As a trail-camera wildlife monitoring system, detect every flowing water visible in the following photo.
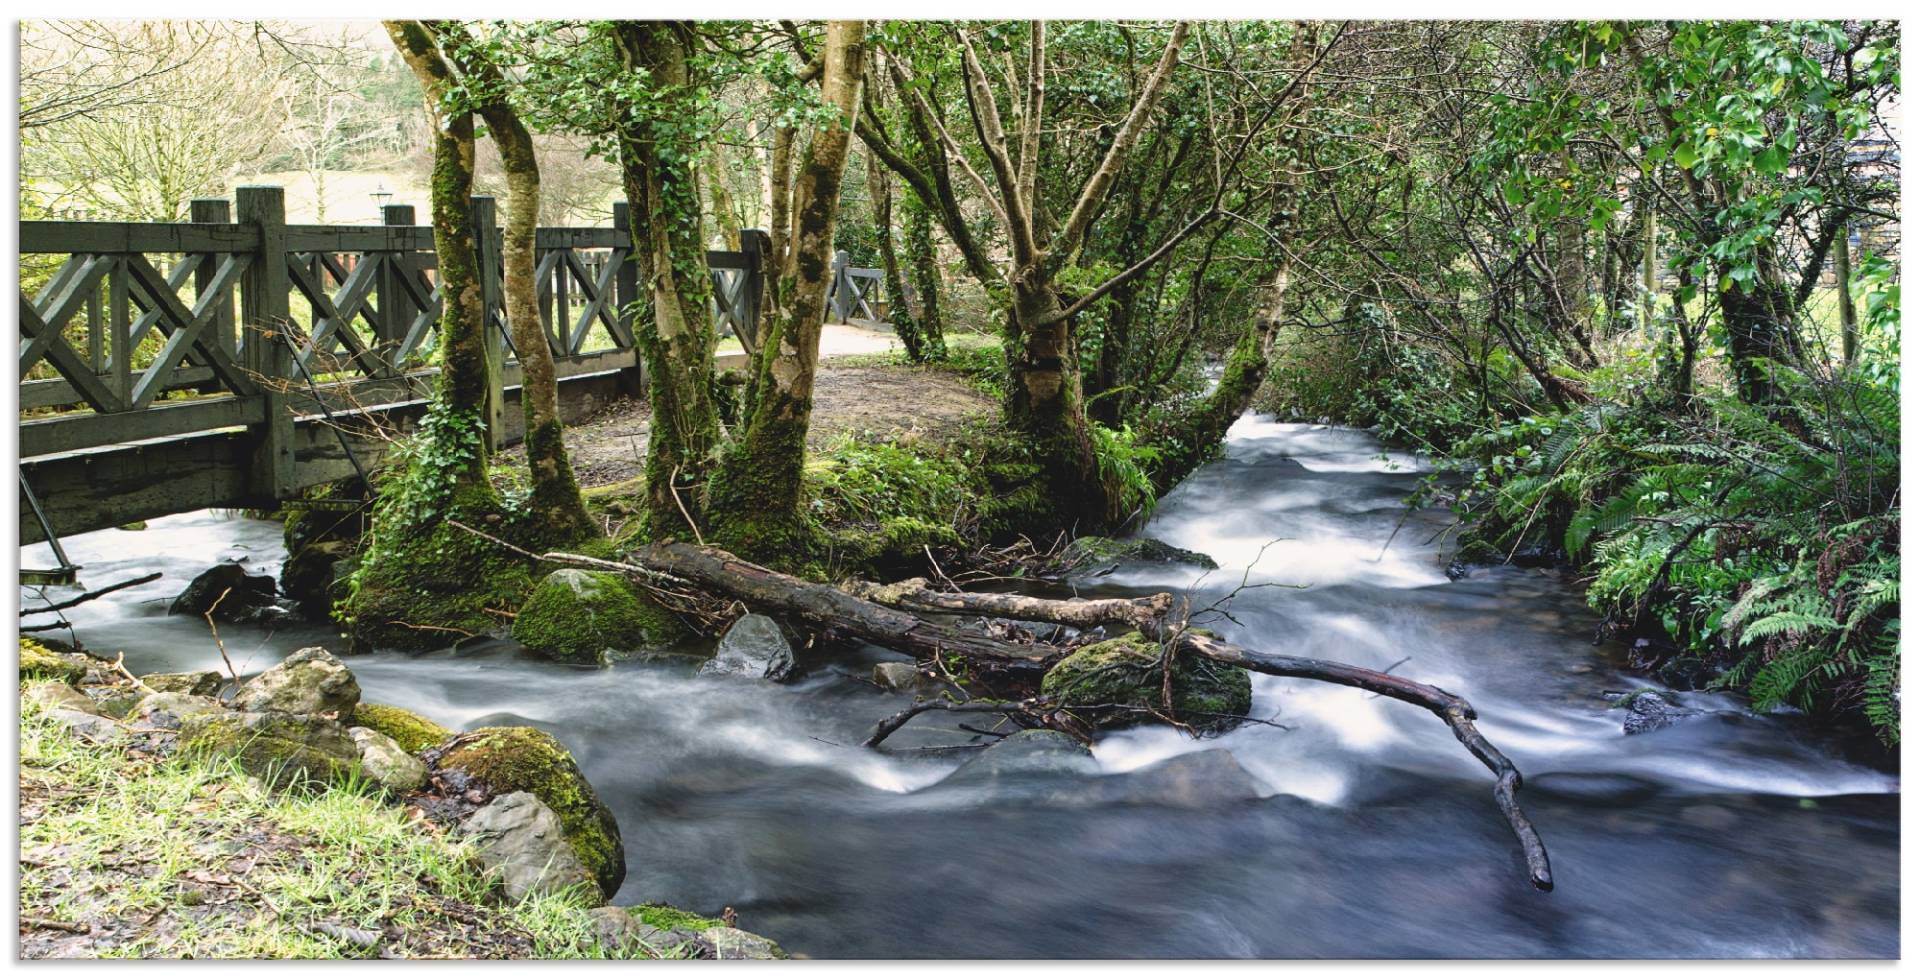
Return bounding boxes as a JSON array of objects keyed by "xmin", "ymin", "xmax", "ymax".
[{"xmin": 20, "ymin": 419, "xmax": 1899, "ymax": 958}]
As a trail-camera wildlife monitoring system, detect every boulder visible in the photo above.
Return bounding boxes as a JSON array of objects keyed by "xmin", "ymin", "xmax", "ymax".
[
  {"xmin": 81, "ymin": 684, "xmax": 143, "ymax": 719},
  {"xmin": 699, "ymin": 613, "xmax": 794, "ymax": 681},
  {"xmin": 19, "ymin": 639, "xmax": 88, "ymax": 685},
  {"xmin": 281, "ymin": 481, "xmax": 370, "ymax": 620},
  {"xmin": 435, "ymin": 726, "xmax": 625, "ymax": 898},
  {"xmin": 179, "ymin": 710, "xmax": 362, "ymax": 788},
  {"xmin": 232, "ymin": 647, "xmax": 360, "ymax": 717},
  {"xmin": 1056, "ymin": 535, "xmax": 1219, "ymax": 572},
  {"xmin": 512, "ymin": 568, "xmax": 687, "ymax": 663},
  {"xmin": 131, "ymin": 692, "xmax": 226, "ymax": 729},
  {"xmin": 140, "ymin": 670, "xmax": 224, "ymax": 697},
  {"xmin": 701, "ymin": 927, "xmax": 788, "ymax": 960},
  {"xmin": 1040, "ymin": 632, "xmax": 1251, "ymax": 733},
  {"xmin": 350, "ymin": 703, "xmax": 454, "ymax": 754},
  {"xmin": 350, "ymin": 727, "xmax": 428, "ymax": 794},
  {"xmin": 169, "ymin": 562, "xmax": 281, "ymax": 622},
  {"xmin": 280, "ymin": 539, "xmax": 357, "ymax": 621},
  {"xmin": 459, "ymin": 792, "xmax": 599, "ymax": 903}
]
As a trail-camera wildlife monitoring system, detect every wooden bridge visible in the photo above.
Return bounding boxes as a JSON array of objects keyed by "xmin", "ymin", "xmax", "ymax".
[{"xmin": 18, "ymin": 186, "xmax": 887, "ymax": 551}]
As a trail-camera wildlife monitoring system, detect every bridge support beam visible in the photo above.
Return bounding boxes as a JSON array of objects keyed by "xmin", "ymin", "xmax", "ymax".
[{"xmin": 237, "ymin": 186, "xmax": 295, "ymax": 507}]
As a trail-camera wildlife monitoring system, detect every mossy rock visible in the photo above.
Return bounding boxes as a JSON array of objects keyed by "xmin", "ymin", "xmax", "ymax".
[
  {"xmin": 344, "ymin": 495, "xmax": 540, "ymax": 651},
  {"xmin": 20, "ymin": 639, "xmax": 87, "ymax": 685},
  {"xmin": 436, "ymin": 726, "xmax": 625, "ymax": 898},
  {"xmin": 826, "ymin": 517, "xmax": 962, "ymax": 577},
  {"xmin": 351, "ymin": 702, "xmax": 454, "ymax": 754},
  {"xmin": 179, "ymin": 711, "xmax": 364, "ymax": 789},
  {"xmin": 1057, "ymin": 536, "xmax": 1219, "ymax": 571},
  {"xmin": 1040, "ymin": 632, "xmax": 1252, "ymax": 734},
  {"xmin": 511, "ymin": 568, "xmax": 687, "ymax": 662}
]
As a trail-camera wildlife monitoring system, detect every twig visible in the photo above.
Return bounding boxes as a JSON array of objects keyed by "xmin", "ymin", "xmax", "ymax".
[
  {"xmin": 19, "ymin": 572, "xmax": 162, "ymax": 616},
  {"xmin": 204, "ymin": 587, "xmax": 242, "ymax": 689},
  {"xmin": 109, "ymin": 652, "xmax": 158, "ymax": 697},
  {"xmin": 669, "ymin": 464, "xmax": 706, "ymax": 546},
  {"xmin": 20, "ymin": 917, "xmax": 90, "ymax": 934}
]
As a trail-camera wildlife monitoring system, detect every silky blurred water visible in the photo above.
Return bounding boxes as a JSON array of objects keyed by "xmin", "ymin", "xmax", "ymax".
[{"xmin": 21, "ymin": 418, "xmax": 1899, "ymax": 958}]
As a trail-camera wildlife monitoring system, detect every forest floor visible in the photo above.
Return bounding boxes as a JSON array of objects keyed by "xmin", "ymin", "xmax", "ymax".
[{"xmin": 509, "ymin": 345, "xmax": 999, "ymax": 489}]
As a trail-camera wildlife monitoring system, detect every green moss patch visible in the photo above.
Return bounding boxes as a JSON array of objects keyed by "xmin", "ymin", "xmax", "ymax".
[
  {"xmin": 351, "ymin": 703, "xmax": 455, "ymax": 755},
  {"xmin": 511, "ymin": 569, "xmax": 686, "ymax": 662},
  {"xmin": 20, "ymin": 639, "xmax": 88, "ymax": 685}
]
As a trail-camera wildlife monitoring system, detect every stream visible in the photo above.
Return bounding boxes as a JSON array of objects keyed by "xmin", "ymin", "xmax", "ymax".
[{"xmin": 20, "ymin": 418, "xmax": 1900, "ymax": 958}]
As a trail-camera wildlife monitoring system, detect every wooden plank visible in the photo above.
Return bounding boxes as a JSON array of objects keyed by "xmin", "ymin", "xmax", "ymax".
[
  {"xmin": 19, "ymin": 295, "xmax": 126, "ymax": 412},
  {"xmin": 21, "ymin": 395, "xmax": 263, "ymax": 459},
  {"xmin": 21, "ymin": 220, "xmax": 259, "ymax": 255},
  {"xmin": 21, "ymin": 366, "xmax": 215, "ymax": 411},
  {"xmin": 121, "ymin": 253, "xmax": 260, "ymax": 403},
  {"xmin": 238, "ymin": 186, "xmax": 296, "ymax": 502},
  {"xmin": 533, "ymin": 227, "xmax": 626, "ymax": 249},
  {"xmin": 284, "ymin": 225, "xmax": 434, "ymax": 252},
  {"xmin": 18, "ymin": 432, "xmax": 255, "ymax": 543}
]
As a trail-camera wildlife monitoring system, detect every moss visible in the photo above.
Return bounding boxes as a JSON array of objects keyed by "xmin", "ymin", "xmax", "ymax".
[
  {"xmin": 351, "ymin": 703, "xmax": 455, "ymax": 754},
  {"xmin": 437, "ymin": 727, "xmax": 625, "ymax": 898},
  {"xmin": 632, "ymin": 904, "xmax": 725, "ymax": 933},
  {"xmin": 178, "ymin": 712, "xmax": 364, "ymax": 790},
  {"xmin": 20, "ymin": 639, "xmax": 87, "ymax": 685},
  {"xmin": 511, "ymin": 569, "xmax": 687, "ymax": 662},
  {"xmin": 1041, "ymin": 632, "xmax": 1252, "ymax": 734},
  {"xmin": 704, "ymin": 414, "xmax": 818, "ymax": 567},
  {"xmin": 343, "ymin": 489, "xmax": 541, "ymax": 652}
]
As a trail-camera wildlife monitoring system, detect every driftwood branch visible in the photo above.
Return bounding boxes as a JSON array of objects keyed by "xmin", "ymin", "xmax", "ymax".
[
  {"xmin": 862, "ymin": 698, "xmax": 1046, "ymax": 748},
  {"xmin": 845, "ymin": 578, "xmax": 1172, "ymax": 632},
  {"xmin": 19, "ymin": 572, "xmax": 162, "ymax": 616}
]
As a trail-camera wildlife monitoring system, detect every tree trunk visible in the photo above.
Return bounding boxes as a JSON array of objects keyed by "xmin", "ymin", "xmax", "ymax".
[
  {"xmin": 1005, "ymin": 275, "xmax": 1109, "ymax": 527},
  {"xmin": 612, "ymin": 22, "xmax": 722, "ymax": 540},
  {"xmin": 866, "ymin": 148, "xmax": 933, "ymax": 361},
  {"xmin": 438, "ymin": 23, "xmax": 596, "ymax": 545},
  {"xmin": 706, "ymin": 20, "xmax": 866, "ymax": 561},
  {"xmin": 1834, "ymin": 225, "xmax": 1858, "ymax": 367},
  {"xmin": 1151, "ymin": 257, "xmax": 1294, "ymax": 492},
  {"xmin": 901, "ymin": 189, "xmax": 946, "ymax": 357},
  {"xmin": 1719, "ymin": 275, "xmax": 1796, "ymax": 405},
  {"xmin": 385, "ymin": 20, "xmax": 489, "ymax": 493}
]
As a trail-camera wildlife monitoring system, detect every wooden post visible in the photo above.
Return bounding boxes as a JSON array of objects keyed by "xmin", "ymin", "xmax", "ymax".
[
  {"xmin": 190, "ymin": 198, "xmax": 235, "ymax": 393},
  {"xmin": 470, "ymin": 196, "xmax": 507, "ymax": 452},
  {"xmin": 378, "ymin": 203, "xmax": 416, "ymax": 372},
  {"xmin": 237, "ymin": 186, "xmax": 294, "ymax": 505},
  {"xmin": 612, "ymin": 201, "xmax": 644, "ymax": 398},
  {"xmin": 739, "ymin": 227, "xmax": 771, "ymax": 354},
  {"xmin": 1835, "ymin": 223, "xmax": 1858, "ymax": 367}
]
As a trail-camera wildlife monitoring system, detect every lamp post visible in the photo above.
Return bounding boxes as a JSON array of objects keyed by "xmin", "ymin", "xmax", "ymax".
[{"xmin": 370, "ymin": 183, "xmax": 393, "ymax": 222}]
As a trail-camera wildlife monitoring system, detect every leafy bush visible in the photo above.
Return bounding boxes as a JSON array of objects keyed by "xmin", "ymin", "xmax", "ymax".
[{"xmin": 1452, "ymin": 371, "xmax": 1900, "ymax": 742}]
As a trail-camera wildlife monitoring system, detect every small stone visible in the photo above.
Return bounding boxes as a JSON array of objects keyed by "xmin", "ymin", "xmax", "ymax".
[
  {"xmin": 700, "ymin": 927, "xmax": 788, "ymax": 960},
  {"xmin": 872, "ymin": 661, "xmax": 928, "ymax": 692},
  {"xmin": 23, "ymin": 682, "xmax": 107, "ymax": 717},
  {"xmin": 140, "ymin": 671, "xmax": 224, "ymax": 697},
  {"xmin": 459, "ymin": 792, "xmax": 599, "ymax": 903},
  {"xmin": 131, "ymin": 692, "xmax": 225, "ymax": 729},
  {"xmin": 44, "ymin": 707, "xmax": 128, "ymax": 745},
  {"xmin": 699, "ymin": 613, "xmax": 794, "ymax": 681},
  {"xmin": 349, "ymin": 727, "xmax": 428, "ymax": 794},
  {"xmin": 232, "ymin": 647, "xmax": 360, "ymax": 716}
]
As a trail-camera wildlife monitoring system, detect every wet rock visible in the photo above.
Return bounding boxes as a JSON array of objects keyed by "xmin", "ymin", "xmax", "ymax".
[
  {"xmin": 281, "ymin": 481, "xmax": 370, "ymax": 620},
  {"xmin": 1444, "ymin": 560, "xmax": 1474, "ymax": 581},
  {"xmin": 131, "ymin": 692, "xmax": 225, "ymax": 729},
  {"xmin": 1057, "ymin": 535, "xmax": 1219, "ymax": 572},
  {"xmin": 1617, "ymin": 690, "xmax": 1708, "ymax": 735},
  {"xmin": 82, "ymin": 684, "xmax": 143, "ymax": 719},
  {"xmin": 1040, "ymin": 631, "xmax": 1251, "ymax": 733},
  {"xmin": 459, "ymin": 792, "xmax": 599, "ymax": 903},
  {"xmin": 350, "ymin": 703, "xmax": 454, "ymax": 754},
  {"xmin": 169, "ymin": 562, "xmax": 282, "ymax": 622},
  {"xmin": 1528, "ymin": 771, "xmax": 1665, "ymax": 805},
  {"xmin": 179, "ymin": 710, "xmax": 362, "ymax": 788},
  {"xmin": 699, "ymin": 613, "xmax": 794, "ymax": 681},
  {"xmin": 139, "ymin": 670, "xmax": 224, "ymax": 697},
  {"xmin": 435, "ymin": 726, "xmax": 625, "ymax": 897},
  {"xmin": 945, "ymin": 729, "xmax": 1097, "ymax": 783},
  {"xmin": 701, "ymin": 927, "xmax": 788, "ymax": 960},
  {"xmin": 512, "ymin": 568, "xmax": 686, "ymax": 664},
  {"xmin": 1085, "ymin": 749, "xmax": 1271, "ymax": 808},
  {"xmin": 232, "ymin": 646, "xmax": 360, "ymax": 717},
  {"xmin": 872, "ymin": 661, "xmax": 931, "ymax": 692},
  {"xmin": 351, "ymin": 726, "xmax": 428, "ymax": 793},
  {"xmin": 281, "ymin": 540, "xmax": 356, "ymax": 621}
]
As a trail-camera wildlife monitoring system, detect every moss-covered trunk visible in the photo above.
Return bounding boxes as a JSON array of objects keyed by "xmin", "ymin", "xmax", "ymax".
[
  {"xmin": 439, "ymin": 24, "xmax": 596, "ymax": 546},
  {"xmin": 1005, "ymin": 276, "xmax": 1111, "ymax": 528},
  {"xmin": 865, "ymin": 149, "xmax": 936, "ymax": 362},
  {"xmin": 1151, "ymin": 260, "xmax": 1293, "ymax": 492},
  {"xmin": 1719, "ymin": 275, "xmax": 1797, "ymax": 406},
  {"xmin": 707, "ymin": 20, "xmax": 867, "ymax": 562},
  {"xmin": 612, "ymin": 22, "xmax": 721, "ymax": 541}
]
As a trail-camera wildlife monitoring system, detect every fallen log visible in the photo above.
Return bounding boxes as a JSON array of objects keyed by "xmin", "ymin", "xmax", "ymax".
[{"xmin": 457, "ymin": 531, "xmax": 1553, "ymax": 891}]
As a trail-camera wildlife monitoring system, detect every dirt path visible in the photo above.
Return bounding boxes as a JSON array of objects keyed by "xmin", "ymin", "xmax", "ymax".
[{"xmin": 509, "ymin": 357, "xmax": 996, "ymax": 489}]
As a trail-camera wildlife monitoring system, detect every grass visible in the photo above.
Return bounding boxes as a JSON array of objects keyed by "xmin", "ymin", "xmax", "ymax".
[{"xmin": 17, "ymin": 683, "xmax": 674, "ymax": 960}]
